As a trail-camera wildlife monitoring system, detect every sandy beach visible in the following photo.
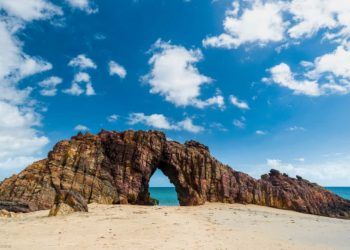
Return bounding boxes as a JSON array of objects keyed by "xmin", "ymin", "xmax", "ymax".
[{"xmin": 0, "ymin": 203, "xmax": 349, "ymax": 250}]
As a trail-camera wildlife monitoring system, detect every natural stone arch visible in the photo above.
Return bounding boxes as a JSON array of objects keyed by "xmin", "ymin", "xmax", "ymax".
[
  {"xmin": 0, "ymin": 130, "xmax": 349, "ymax": 219},
  {"xmin": 156, "ymin": 158, "xmax": 202, "ymax": 206}
]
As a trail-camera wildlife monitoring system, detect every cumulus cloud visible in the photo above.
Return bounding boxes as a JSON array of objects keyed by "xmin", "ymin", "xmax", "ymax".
[
  {"xmin": 0, "ymin": 102, "xmax": 49, "ymax": 166},
  {"xmin": 128, "ymin": 113, "xmax": 178, "ymax": 130},
  {"xmin": 66, "ymin": 55, "xmax": 97, "ymax": 96},
  {"xmin": 177, "ymin": 118, "xmax": 204, "ymax": 133},
  {"xmin": 256, "ymin": 130, "xmax": 267, "ymax": 135},
  {"xmin": 233, "ymin": 117, "xmax": 246, "ymax": 129},
  {"xmin": 142, "ymin": 39, "xmax": 223, "ymax": 109},
  {"xmin": 194, "ymin": 95, "xmax": 225, "ymax": 109},
  {"xmin": 311, "ymin": 44, "xmax": 350, "ymax": 81},
  {"xmin": 109, "ymin": 61, "xmax": 127, "ymax": 79},
  {"xmin": 38, "ymin": 76, "xmax": 62, "ymax": 96},
  {"xmin": 85, "ymin": 82, "xmax": 95, "ymax": 96},
  {"xmin": 230, "ymin": 95, "xmax": 250, "ymax": 110},
  {"xmin": 64, "ymin": 72, "xmax": 96, "ymax": 96},
  {"xmin": 204, "ymin": 0, "xmax": 350, "ymax": 49},
  {"xmin": 0, "ymin": 0, "xmax": 62, "ymax": 21},
  {"xmin": 203, "ymin": 1, "xmax": 287, "ymax": 49},
  {"xmin": 128, "ymin": 113, "xmax": 204, "ymax": 133},
  {"xmin": 287, "ymin": 0, "xmax": 350, "ymax": 40},
  {"xmin": 68, "ymin": 54, "xmax": 97, "ymax": 70},
  {"xmin": 261, "ymin": 158, "xmax": 350, "ymax": 186},
  {"xmin": 206, "ymin": 0, "xmax": 350, "ymax": 97},
  {"xmin": 63, "ymin": 82, "xmax": 83, "ymax": 96},
  {"xmin": 265, "ymin": 43, "xmax": 350, "ymax": 96},
  {"xmin": 66, "ymin": 0, "xmax": 98, "ymax": 14},
  {"xmin": 0, "ymin": 101, "xmax": 49, "ymax": 170},
  {"xmin": 264, "ymin": 63, "xmax": 321, "ymax": 96},
  {"xmin": 107, "ymin": 114, "xmax": 119, "ymax": 123},
  {"xmin": 210, "ymin": 122, "xmax": 228, "ymax": 132},
  {"xmin": 0, "ymin": 22, "xmax": 52, "ymax": 88},
  {"xmin": 0, "ymin": 0, "xmax": 60, "ymax": 170},
  {"xmin": 74, "ymin": 72, "xmax": 90, "ymax": 82},
  {"xmin": 74, "ymin": 124, "xmax": 89, "ymax": 131}
]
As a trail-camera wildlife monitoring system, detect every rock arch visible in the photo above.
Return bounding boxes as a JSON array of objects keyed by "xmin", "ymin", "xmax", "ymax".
[{"xmin": 0, "ymin": 130, "xmax": 349, "ymax": 219}]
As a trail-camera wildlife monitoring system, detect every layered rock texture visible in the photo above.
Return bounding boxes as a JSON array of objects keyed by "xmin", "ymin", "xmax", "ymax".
[
  {"xmin": 0, "ymin": 130, "xmax": 349, "ymax": 219},
  {"xmin": 49, "ymin": 190, "xmax": 88, "ymax": 216}
]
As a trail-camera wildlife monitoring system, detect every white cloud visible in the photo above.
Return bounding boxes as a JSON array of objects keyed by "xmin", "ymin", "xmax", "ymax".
[
  {"xmin": 0, "ymin": 1, "xmax": 57, "ymax": 170},
  {"xmin": 210, "ymin": 122, "xmax": 228, "ymax": 132},
  {"xmin": 68, "ymin": 54, "xmax": 97, "ymax": 70},
  {"xmin": 128, "ymin": 113, "xmax": 204, "ymax": 133},
  {"xmin": 286, "ymin": 126, "xmax": 306, "ymax": 132},
  {"xmin": 264, "ymin": 63, "xmax": 321, "ymax": 96},
  {"xmin": 0, "ymin": 156, "xmax": 41, "ymax": 170},
  {"xmin": 204, "ymin": 0, "xmax": 350, "ymax": 49},
  {"xmin": 19, "ymin": 57, "xmax": 52, "ymax": 79},
  {"xmin": 85, "ymin": 82, "xmax": 96, "ymax": 96},
  {"xmin": 0, "ymin": 22, "xmax": 52, "ymax": 89},
  {"xmin": 38, "ymin": 76, "xmax": 62, "ymax": 96},
  {"xmin": 63, "ymin": 82, "xmax": 84, "ymax": 96},
  {"xmin": 63, "ymin": 72, "xmax": 95, "ymax": 96},
  {"xmin": 74, "ymin": 72, "xmax": 90, "ymax": 82},
  {"xmin": 256, "ymin": 130, "xmax": 267, "ymax": 135},
  {"xmin": 109, "ymin": 61, "xmax": 127, "ymax": 79},
  {"xmin": 287, "ymin": 0, "xmax": 350, "ymax": 41},
  {"xmin": 0, "ymin": 101, "xmax": 49, "ymax": 170},
  {"xmin": 229, "ymin": 95, "xmax": 250, "ymax": 110},
  {"xmin": 233, "ymin": 118, "xmax": 245, "ymax": 129},
  {"xmin": 311, "ymin": 44, "xmax": 350, "ymax": 80},
  {"xmin": 74, "ymin": 124, "xmax": 89, "ymax": 131},
  {"xmin": 40, "ymin": 89, "xmax": 56, "ymax": 97},
  {"xmin": 107, "ymin": 114, "xmax": 119, "ymax": 122},
  {"xmin": 143, "ymin": 39, "xmax": 221, "ymax": 109},
  {"xmin": 0, "ymin": 0, "xmax": 62, "ymax": 21},
  {"xmin": 266, "ymin": 43, "xmax": 350, "ymax": 96},
  {"xmin": 207, "ymin": 1, "xmax": 350, "ymax": 97},
  {"xmin": 128, "ymin": 113, "xmax": 178, "ymax": 130},
  {"xmin": 193, "ymin": 94, "xmax": 225, "ymax": 109},
  {"xmin": 66, "ymin": 0, "xmax": 97, "ymax": 14},
  {"xmin": 66, "ymin": 56, "xmax": 97, "ymax": 96},
  {"xmin": 177, "ymin": 118, "xmax": 204, "ymax": 133},
  {"xmin": 262, "ymin": 158, "xmax": 350, "ymax": 186},
  {"xmin": 203, "ymin": 1, "xmax": 287, "ymax": 48}
]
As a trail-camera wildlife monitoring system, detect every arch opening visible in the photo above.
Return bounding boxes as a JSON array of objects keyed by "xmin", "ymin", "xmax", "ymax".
[{"xmin": 149, "ymin": 169, "xmax": 179, "ymax": 206}]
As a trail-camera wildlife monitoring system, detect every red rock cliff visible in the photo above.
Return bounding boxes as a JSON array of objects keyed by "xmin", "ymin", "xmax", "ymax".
[{"xmin": 0, "ymin": 130, "xmax": 349, "ymax": 218}]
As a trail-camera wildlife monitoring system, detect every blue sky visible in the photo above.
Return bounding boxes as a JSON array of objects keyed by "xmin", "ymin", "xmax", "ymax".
[{"xmin": 1, "ymin": 0, "xmax": 350, "ymax": 186}]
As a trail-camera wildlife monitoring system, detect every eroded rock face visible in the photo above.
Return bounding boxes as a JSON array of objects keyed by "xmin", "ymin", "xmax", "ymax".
[
  {"xmin": 0, "ymin": 130, "xmax": 349, "ymax": 219},
  {"xmin": 0, "ymin": 201, "xmax": 33, "ymax": 213},
  {"xmin": 49, "ymin": 190, "xmax": 88, "ymax": 216},
  {"xmin": 0, "ymin": 209, "xmax": 17, "ymax": 218}
]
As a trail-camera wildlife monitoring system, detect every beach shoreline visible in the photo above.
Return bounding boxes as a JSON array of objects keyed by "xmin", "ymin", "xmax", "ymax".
[{"xmin": 1, "ymin": 203, "xmax": 349, "ymax": 250}]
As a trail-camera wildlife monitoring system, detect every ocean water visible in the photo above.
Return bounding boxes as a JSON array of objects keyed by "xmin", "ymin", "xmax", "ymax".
[
  {"xmin": 149, "ymin": 187, "xmax": 179, "ymax": 206},
  {"xmin": 150, "ymin": 187, "xmax": 350, "ymax": 206},
  {"xmin": 325, "ymin": 187, "xmax": 350, "ymax": 201}
]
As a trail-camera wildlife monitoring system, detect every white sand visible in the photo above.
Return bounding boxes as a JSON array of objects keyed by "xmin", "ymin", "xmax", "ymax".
[{"xmin": 1, "ymin": 203, "xmax": 349, "ymax": 250}]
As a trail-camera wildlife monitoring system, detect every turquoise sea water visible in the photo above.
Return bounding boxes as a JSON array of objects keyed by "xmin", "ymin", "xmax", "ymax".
[
  {"xmin": 150, "ymin": 187, "xmax": 350, "ymax": 206},
  {"xmin": 325, "ymin": 187, "xmax": 350, "ymax": 200},
  {"xmin": 149, "ymin": 187, "xmax": 179, "ymax": 206}
]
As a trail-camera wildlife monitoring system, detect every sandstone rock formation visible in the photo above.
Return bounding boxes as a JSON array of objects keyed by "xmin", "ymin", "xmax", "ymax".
[
  {"xmin": 0, "ymin": 201, "xmax": 32, "ymax": 213},
  {"xmin": 0, "ymin": 209, "xmax": 17, "ymax": 218},
  {"xmin": 0, "ymin": 130, "xmax": 349, "ymax": 219},
  {"xmin": 49, "ymin": 190, "xmax": 88, "ymax": 216}
]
